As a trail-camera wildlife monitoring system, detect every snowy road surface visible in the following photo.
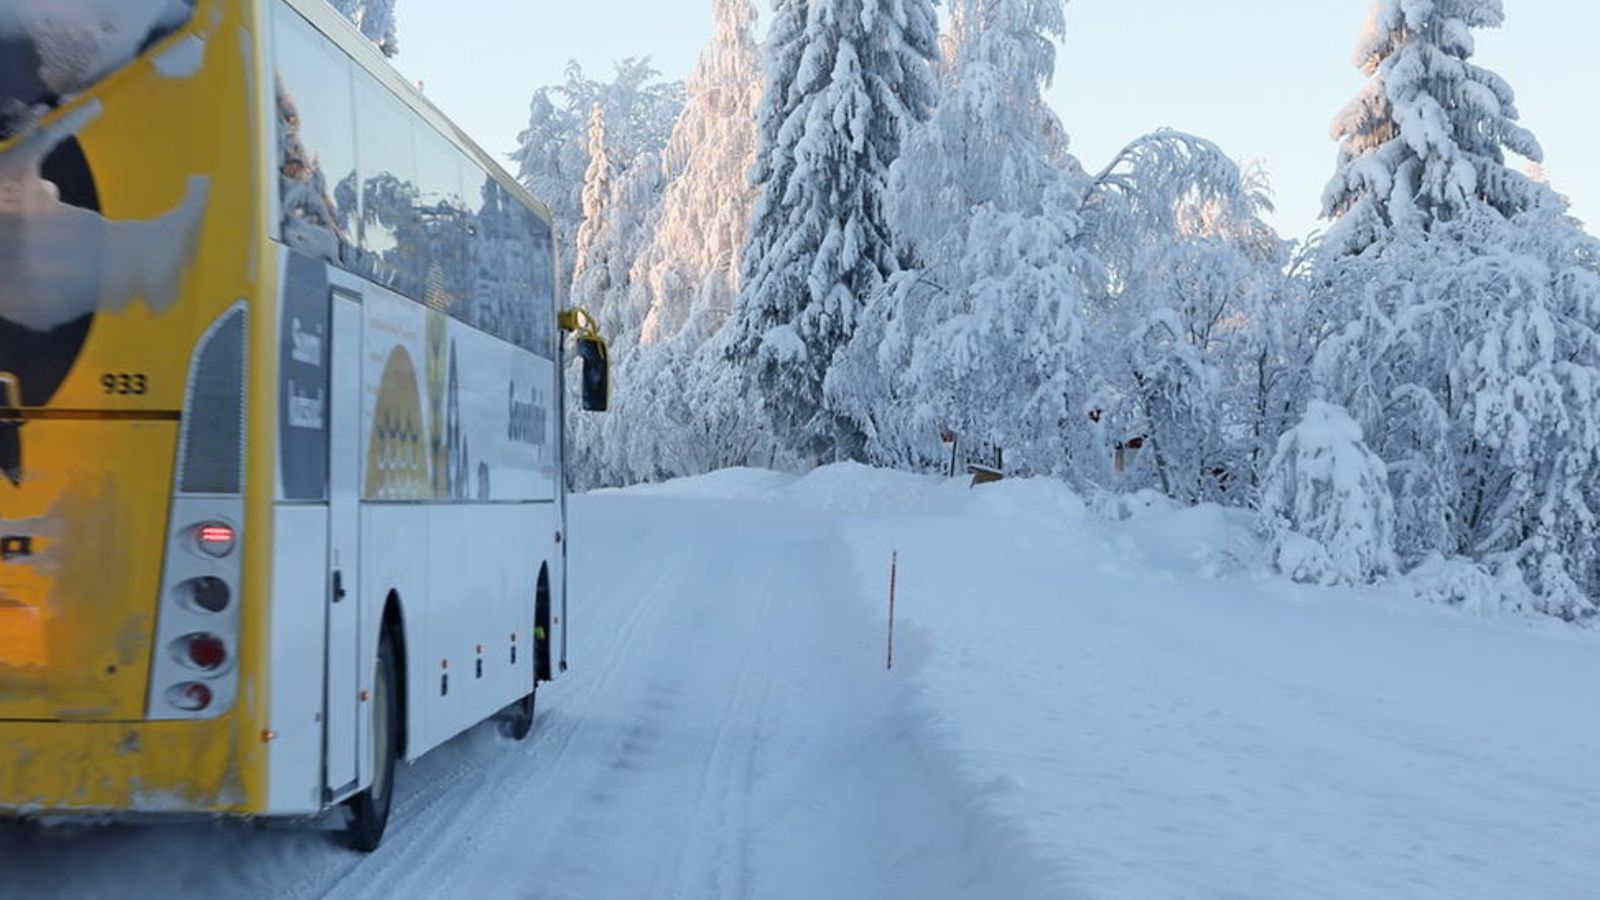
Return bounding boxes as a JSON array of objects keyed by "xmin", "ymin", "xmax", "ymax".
[
  {"xmin": 0, "ymin": 485, "xmax": 1058, "ymax": 900},
  {"xmin": 3, "ymin": 465, "xmax": 1598, "ymax": 899}
]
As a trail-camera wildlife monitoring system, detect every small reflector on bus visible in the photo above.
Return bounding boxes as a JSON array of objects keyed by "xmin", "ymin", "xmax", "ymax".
[
  {"xmin": 195, "ymin": 522, "xmax": 237, "ymax": 558},
  {"xmin": 167, "ymin": 682, "xmax": 213, "ymax": 712}
]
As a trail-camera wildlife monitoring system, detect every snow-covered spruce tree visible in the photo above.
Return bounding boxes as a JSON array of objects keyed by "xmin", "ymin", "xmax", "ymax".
[
  {"xmin": 571, "ymin": 104, "xmax": 614, "ymax": 307},
  {"xmin": 606, "ymin": 0, "xmax": 769, "ymax": 482},
  {"xmin": 635, "ymin": 0, "xmax": 762, "ymax": 348},
  {"xmin": 1322, "ymin": 0, "xmax": 1543, "ymax": 256},
  {"xmin": 327, "ymin": 0, "xmax": 397, "ymax": 56},
  {"xmin": 829, "ymin": 0, "xmax": 1101, "ymax": 477},
  {"xmin": 1260, "ymin": 401, "xmax": 1398, "ymax": 586},
  {"xmin": 567, "ymin": 99, "xmax": 671, "ymax": 372},
  {"xmin": 1314, "ymin": 0, "xmax": 1600, "ymax": 620},
  {"xmin": 565, "ymin": 106, "xmax": 676, "ymax": 488},
  {"xmin": 729, "ymin": 0, "xmax": 940, "ymax": 462},
  {"xmin": 563, "ymin": 105, "xmax": 618, "ymax": 486}
]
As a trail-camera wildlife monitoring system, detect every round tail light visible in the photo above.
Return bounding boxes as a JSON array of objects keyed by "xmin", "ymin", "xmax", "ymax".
[
  {"xmin": 175, "ymin": 633, "xmax": 229, "ymax": 672},
  {"xmin": 181, "ymin": 576, "xmax": 231, "ymax": 613},
  {"xmin": 167, "ymin": 682, "xmax": 213, "ymax": 712}
]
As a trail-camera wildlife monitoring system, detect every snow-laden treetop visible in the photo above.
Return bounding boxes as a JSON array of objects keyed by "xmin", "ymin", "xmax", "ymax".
[{"xmin": 1322, "ymin": 0, "xmax": 1548, "ymax": 253}]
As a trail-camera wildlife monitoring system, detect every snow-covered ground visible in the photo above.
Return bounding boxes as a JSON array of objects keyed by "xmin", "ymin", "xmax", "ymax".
[
  {"xmin": 3, "ymin": 464, "xmax": 1596, "ymax": 898},
  {"xmin": 628, "ymin": 464, "xmax": 1600, "ymax": 898}
]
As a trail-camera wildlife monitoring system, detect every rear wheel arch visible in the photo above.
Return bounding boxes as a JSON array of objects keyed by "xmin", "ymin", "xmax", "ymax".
[
  {"xmin": 381, "ymin": 590, "xmax": 409, "ymax": 759},
  {"xmin": 535, "ymin": 565, "xmax": 552, "ymax": 683}
]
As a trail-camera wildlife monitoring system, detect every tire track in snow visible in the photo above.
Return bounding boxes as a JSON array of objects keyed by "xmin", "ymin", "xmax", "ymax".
[
  {"xmin": 309, "ymin": 515, "xmax": 703, "ymax": 900},
  {"xmin": 658, "ymin": 547, "xmax": 788, "ymax": 900}
]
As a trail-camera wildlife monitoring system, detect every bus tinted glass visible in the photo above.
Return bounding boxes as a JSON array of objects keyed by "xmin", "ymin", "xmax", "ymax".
[
  {"xmin": 414, "ymin": 129, "xmax": 471, "ymax": 310},
  {"xmin": 273, "ymin": 4, "xmax": 359, "ymax": 266},
  {"xmin": 0, "ymin": 1, "xmax": 197, "ymax": 139},
  {"xmin": 354, "ymin": 76, "xmax": 421, "ymax": 298},
  {"xmin": 270, "ymin": 0, "xmax": 554, "ymax": 359}
]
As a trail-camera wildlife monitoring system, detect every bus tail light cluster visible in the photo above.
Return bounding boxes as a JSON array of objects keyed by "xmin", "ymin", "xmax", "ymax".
[{"xmin": 148, "ymin": 305, "xmax": 247, "ymax": 721}]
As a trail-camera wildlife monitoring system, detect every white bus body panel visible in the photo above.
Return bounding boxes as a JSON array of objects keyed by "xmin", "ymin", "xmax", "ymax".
[{"xmin": 266, "ymin": 504, "xmax": 330, "ymax": 814}]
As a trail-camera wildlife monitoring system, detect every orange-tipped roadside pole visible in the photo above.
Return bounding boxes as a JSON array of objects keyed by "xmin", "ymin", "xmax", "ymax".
[{"xmin": 887, "ymin": 551, "xmax": 898, "ymax": 670}]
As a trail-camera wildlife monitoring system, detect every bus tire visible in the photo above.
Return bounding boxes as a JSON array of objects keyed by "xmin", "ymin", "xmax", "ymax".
[
  {"xmin": 345, "ymin": 630, "xmax": 399, "ymax": 852},
  {"xmin": 501, "ymin": 687, "xmax": 536, "ymax": 742}
]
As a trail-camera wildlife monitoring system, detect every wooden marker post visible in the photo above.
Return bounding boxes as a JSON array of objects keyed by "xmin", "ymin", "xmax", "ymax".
[{"xmin": 887, "ymin": 551, "xmax": 898, "ymax": 670}]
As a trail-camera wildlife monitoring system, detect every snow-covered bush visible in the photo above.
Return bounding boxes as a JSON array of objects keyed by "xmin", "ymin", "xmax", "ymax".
[
  {"xmin": 1405, "ymin": 553, "xmax": 1532, "ymax": 616},
  {"xmin": 1260, "ymin": 401, "xmax": 1397, "ymax": 585}
]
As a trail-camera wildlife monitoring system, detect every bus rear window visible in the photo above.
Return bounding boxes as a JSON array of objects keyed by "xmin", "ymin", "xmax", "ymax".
[{"xmin": 0, "ymin": 0, "xmax": 197, "ymax": 139}]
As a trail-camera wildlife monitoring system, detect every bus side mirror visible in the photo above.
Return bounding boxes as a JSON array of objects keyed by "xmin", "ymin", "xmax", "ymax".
[{"xmin": 575, "ymin": 336, "xmax": 609, "ymax": 412}]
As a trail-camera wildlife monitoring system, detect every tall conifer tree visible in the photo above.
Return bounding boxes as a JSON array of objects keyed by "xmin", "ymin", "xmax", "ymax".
[
  {"xmin": 1315, "ymin": 0, "xmax": 1600, "ymax": 617},
  {"xmin": 1322, "ymin": 0, "xmax": 1544, "ymax": 254},
  {"xmin": 731, "ymin": 0, "xmax": 940, "ymax": 459}
]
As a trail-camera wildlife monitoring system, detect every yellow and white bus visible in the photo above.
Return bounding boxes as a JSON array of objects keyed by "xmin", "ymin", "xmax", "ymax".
[{"xmin": 0, "ymin": 0, "xmax": 607, "ymax": 849}]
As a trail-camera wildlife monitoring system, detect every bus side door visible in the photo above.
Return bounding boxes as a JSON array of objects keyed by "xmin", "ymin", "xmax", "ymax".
[{"xmin": 325, "ymin": 288, "xmax": 363, "ymax": 797}]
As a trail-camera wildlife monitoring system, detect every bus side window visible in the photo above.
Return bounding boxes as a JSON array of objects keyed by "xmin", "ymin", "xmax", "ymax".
[
  {"xmin": 459, "ymin": 159, "xmax": 491, "ymax": 335},
  {"xmin": 354, "ymin": 77, "xmax": 421, "ymax": 298},
  {"xmin": 527, "ymin": 211, "xmax": 557, "ymax": 359},
  {"xmin": 414, "ymin": 130, "xmax": 471, "ymax": 313},
  {"xmin": 273, "ymin": 4, "xmax": 358, "ymax": 266}
]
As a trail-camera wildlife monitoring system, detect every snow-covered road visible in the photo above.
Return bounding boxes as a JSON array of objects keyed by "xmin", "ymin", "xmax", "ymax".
[{"xmin": 0, "ymin": 490, "xmax": 1061, "ymax": 900}]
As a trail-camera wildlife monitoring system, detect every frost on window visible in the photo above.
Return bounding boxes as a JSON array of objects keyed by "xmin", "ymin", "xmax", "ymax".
[{"xmin": 0, "ymin": 0, "xmax": 197, "ymax": 139}]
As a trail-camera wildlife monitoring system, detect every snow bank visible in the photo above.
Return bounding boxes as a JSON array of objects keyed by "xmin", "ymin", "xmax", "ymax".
[
  {"xmin": 599, "ymin": 466, "xmax": 797, "ymax": 502},
  {"xmin": 608, "ymin": 462, "xmax": 961, "ymax": 514},
  {"xmin": 616, "ymin": 463, "xmax": 1600, "ymax": 899}
]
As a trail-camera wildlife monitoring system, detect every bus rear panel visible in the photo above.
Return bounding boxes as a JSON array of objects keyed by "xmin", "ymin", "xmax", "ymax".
[{"xmin": 0, "ymin": 0, "xmax": 269, "ymax": 813}]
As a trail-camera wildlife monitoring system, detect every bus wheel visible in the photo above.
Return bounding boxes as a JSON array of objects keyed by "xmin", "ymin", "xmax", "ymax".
[
  {"xmin": 501, "ymin": 687, "xmax": 536, "ymax": 742},
  {"xmin": 345, "ymin": 630, "xmax": 399, "ymax": 852}
]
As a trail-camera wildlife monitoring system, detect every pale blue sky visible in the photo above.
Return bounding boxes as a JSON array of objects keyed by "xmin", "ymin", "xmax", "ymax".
[{"xmin": 394, "ymin": 1, "xmax": 1597, "ymax": 238}]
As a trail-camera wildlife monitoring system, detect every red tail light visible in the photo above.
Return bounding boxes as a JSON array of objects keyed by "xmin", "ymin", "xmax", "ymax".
[
  {"xmin": 195, "ymin": 522, "xmax": 237, "ymax": 558},
  {"xmin": 176, "ymin": 633, "xmax": 228, "ymax": 672},
  {"xmin": 167, "ymin": 682, "xmax": 213, "ymax": 712}
]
